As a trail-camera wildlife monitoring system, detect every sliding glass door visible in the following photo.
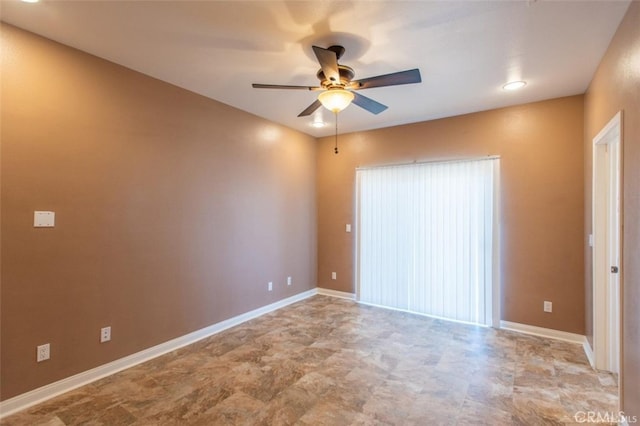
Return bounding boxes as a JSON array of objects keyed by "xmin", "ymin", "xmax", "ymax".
[{"xmin": 356, "ymin": 158, "xmax": 499, "ymax": 326}]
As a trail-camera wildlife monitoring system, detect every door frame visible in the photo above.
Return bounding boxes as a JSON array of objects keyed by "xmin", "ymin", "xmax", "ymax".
[{"xmin": 592, "ymin": 111, "xmax": 622, "ymax": 373}]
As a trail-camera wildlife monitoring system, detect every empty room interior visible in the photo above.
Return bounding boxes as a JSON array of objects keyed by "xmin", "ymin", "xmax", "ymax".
[{"xmin": 1, "ymin": 1, "xmax": 639, "ymax": 424}]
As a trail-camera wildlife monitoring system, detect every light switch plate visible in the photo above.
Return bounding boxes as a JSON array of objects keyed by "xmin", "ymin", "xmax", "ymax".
[
  {"xmin": 34, "ymin": 211, "xmax": 55, "ymax": 227},
  {"xmin": 346, "ymin": 224, "xmax": 351, "ymax": 233}
]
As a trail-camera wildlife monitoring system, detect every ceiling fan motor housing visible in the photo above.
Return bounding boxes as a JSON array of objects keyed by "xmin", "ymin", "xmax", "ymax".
[{"xmin": 317, "ymin": 65, "xmax": 355, "ymax": 89}]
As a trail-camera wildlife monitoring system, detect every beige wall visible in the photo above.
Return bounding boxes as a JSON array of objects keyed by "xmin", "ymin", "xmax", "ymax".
[
  {"xmin": 317, "ymin": 96, "xmax": 585, "ymax": 334},
  {"xmin": 584, "ymin": 1, "xmax": 639, "ymax": 417},
  {"xmin": 0, "ymin": 24, "xmax": 317, "ymax": 400}
]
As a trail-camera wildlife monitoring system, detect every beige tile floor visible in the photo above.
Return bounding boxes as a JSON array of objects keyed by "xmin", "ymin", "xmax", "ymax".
[{"xmin": 2, "ymin": 295, "xmax": 618, "ymax": 425}]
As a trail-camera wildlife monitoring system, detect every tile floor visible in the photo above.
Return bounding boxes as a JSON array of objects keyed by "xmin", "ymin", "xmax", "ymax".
[{"xmin": 1, "ymin": 295, "xmax": 618, "ymax": 425}]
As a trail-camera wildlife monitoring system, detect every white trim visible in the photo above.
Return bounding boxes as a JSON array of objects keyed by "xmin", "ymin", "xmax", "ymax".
[
  {"xmin": 0, "ymin": 289, "xmax": 316, "ymax": 419},
  {"xmin": 500, "ymin": 321, "xmax": 586, "ymax": 345},
  {"xmin": 593, "ymin": 111, "xmax": 622, "ymax": 143},
  {"xmin": 583, "ymin": 339, "xmax": 596, "ymax": 368},
  {"xmin": 316, "ymin": 287, "xmax": 356, "ymax": 300}
]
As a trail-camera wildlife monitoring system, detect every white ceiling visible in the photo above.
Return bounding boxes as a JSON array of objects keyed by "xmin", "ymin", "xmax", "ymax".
[{"xmin": 0, "ymin": 0, "xmax": 630, "ymax": 137}]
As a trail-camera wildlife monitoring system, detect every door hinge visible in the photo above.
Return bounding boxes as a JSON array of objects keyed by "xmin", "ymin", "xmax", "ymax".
[{"xmin": 611, "ymin": 266, "xmax": 619, "ymax": 273}]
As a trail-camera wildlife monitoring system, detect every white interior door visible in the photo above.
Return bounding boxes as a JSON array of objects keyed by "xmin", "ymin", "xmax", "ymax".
[{"xmin": 592, "ymin": 111, "xmax": 621, "ymax": 374}]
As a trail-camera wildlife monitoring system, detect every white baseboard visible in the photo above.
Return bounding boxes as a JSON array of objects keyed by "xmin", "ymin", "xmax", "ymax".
[
  {"xmin": 583, "ymin": 338, "xmax": 595, "ymax": 368},
  {"xmin": 0, "ymin": 289, "xmax": 316, "ymax": 419},
  {"xmin": 316, "ymin": 287, "xmax": 356, "ymax": 300},
  {"xmin": 500, "ymin": 320, "xmax": 586, "ymax": 345}
]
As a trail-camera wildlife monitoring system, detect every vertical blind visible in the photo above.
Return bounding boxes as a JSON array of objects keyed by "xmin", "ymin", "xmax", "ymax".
[{"xmin": 356, "ymin": 158, "xmax": 498, "ymax": 326}]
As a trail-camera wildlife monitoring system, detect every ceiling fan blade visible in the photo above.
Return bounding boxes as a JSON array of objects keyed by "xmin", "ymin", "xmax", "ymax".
[
  {"xmin": 352, "ymin": 92, "xmax": 388, "ymax": 115},
  {"xmin": 297, "ymin": 99, "xmax": 323, "ymax": 117},
  {"xmin": 252, "ymin": 83, "xmax": 322, "ymax": 91},
  {"xmin": 312, "ymin": 46, "xmax": 340, "ymax": 84},
  {"xmin": 349, "ymin": 68, "xmax": 422, "ymax": 90}
]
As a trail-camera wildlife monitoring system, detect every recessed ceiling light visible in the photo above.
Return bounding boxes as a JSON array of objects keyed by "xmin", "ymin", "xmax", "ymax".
[
  {"xmin": 21, "ymin": 0, "xmax": 40, "ymax": 3},
  {"xmin": 502, "ymin": 81, "xmax": 527, "ymax": 91},
  {"xmin": 310, "ymin": 121, "xmax": 326, "ymax": 128}
]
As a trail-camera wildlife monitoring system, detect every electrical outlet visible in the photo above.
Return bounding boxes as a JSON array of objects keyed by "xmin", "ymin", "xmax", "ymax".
[
  {"xmin": 268, "ymin": 282, "xmax": 273, "ymax": 292},
  {"xmin": 100, "ymin": 326, "xmax": 111, "ymax": 343},
  {"xmin": 544, "ymin": 301, "xmax": 552, "ymax": 313},
  {"xmin": 331, "ymin": 272, "xmax": 337, "ymax": 280},
  {"xmin": 37, "ymin": 343, "xmax": 50, "ymax": 362},
  {"xmin": 287, "ymin": 276, "xmax": 292, "ymax": 286}
]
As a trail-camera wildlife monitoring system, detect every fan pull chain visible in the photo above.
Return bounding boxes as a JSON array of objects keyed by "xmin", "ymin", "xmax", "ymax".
[{"xmin": 334, "ymin": 111, "xmax": 339, "ymax": 154}]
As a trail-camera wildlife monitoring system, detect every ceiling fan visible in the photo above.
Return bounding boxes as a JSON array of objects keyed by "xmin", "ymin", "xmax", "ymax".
[{"xmin": 252, "ymin": 45, "xmax": 422, "ymax": 117}]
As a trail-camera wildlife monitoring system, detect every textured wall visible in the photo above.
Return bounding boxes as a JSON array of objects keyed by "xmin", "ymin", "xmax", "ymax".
[
  {"xmin": 584, "ymin": 1, "xmax": 639, "ymax": 417},
  {"xmin": 317, "ymin": 96, "xmax": 585, "ymax": 334},
  {"xmin": 0, "ymin": 24, "xmax": 317, "ymax": 399}
]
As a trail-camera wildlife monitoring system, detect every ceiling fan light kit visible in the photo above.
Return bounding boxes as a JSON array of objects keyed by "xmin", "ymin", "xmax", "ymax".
[{"xmin": 318, "ymin": 89, "xmax": 355, "ymax": 113}]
